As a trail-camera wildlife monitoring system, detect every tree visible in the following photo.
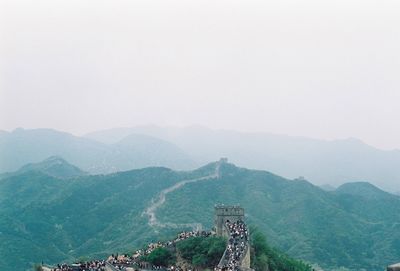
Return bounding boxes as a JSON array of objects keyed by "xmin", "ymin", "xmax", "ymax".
[
  {"xmin": 176, "ymin": 236, "xmax": 226, "ymax": 268},
  {"xmin": 250, "ymin": 227, "xmax": 311, "ymax": 271},
  {"xmin": 144, "ymin": 247, "xmax": 175, "ymax": 267}
]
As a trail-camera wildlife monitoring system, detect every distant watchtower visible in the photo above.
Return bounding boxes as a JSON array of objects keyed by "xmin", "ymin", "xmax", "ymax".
[{"xmin": 214, "ymin": 205, "xmax": 245, "ymax": 237}]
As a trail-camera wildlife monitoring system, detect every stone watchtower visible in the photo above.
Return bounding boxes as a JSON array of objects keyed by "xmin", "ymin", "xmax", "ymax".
[
  {"xmin": 214, "ymin": 205, "xmax": 245, "ymax": 237},
  {"xmin": 214, "ymin": 205, "xmax": 252, "ymax": 270}
]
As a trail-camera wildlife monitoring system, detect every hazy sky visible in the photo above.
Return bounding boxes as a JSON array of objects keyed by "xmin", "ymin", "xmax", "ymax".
[{"xmin": 1, "ymin": 0, "xmax": 400, "ymax": 150}]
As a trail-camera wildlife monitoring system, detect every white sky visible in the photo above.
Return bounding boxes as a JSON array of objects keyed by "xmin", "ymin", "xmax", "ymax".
[{"xmin": 1, "ymin": 0, "xmax": 400, "ymax": 150}]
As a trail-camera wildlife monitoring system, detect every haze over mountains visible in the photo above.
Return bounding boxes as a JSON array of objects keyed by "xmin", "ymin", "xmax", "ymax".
[
  {"xmin": 86, "ymin": 126, "xmax": 400, "ymax": 192},
  {"xmin": 0, "ymin": 127, "xmax": 196, "ymax": 174},
  {"xmin": 2, "ymin": 126, "xmax": 400, "ymax": 191},
  {"xmin": 1, "ymin": 157, "xmax": 399, "ymax": 271}
]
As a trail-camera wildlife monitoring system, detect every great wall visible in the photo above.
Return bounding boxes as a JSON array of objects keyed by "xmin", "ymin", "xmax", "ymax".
[
  {"xmin": 143, "ymin": 159, "xmax": 223, "ymax": 230},
  {"xmin": 214, "ymin": 205, "xmax": 252, "ymax": 271},
  {"xmin": 42, "ymin": 205, "xmax": 252, "ymax": 271}
]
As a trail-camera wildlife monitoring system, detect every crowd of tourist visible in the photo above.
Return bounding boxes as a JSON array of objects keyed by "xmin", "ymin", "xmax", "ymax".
[
  {"xmin": 175, "ymin": 230, "xmax": 212, "ymax": 242},
  {"xmin": 107, "ymin": 254, "xmax": 136, "ymax": 270},
  {"xmin": 215, "ymin": 220, "xmax": 248, "ymax": 271},
  {"xmin": 49, "ymin": 260, "xmax": 106, "ymax": 271},
  {"xmin": 47, "ymin": 230, "xmax": 213, "ymax": 271},
  {"xmin": 47, "ymin": 224, "xmax": 249, "ymax": 271}
]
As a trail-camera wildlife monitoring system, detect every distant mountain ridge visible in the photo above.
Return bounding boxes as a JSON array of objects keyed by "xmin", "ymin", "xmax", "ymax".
[
  {"xmin": 3, "ymin": 126, "xmax": 400, "ymax": 191},
  {"xmin": 17, "ymin": 156, "xmax": 86, "ymax": 179},
  {"xmin": 335, "ymin": 181, "xmax": 392, "ymax": 199},
  {"xmin": 1, "ymin": 158, "xmax": 400, "ymax": 271},
  {"xmin": 0, "ymin": 128, "xmax": 197, "ymax": 174},
  {"xmin": 85, "ymin": 125, "xmax": 400, "ymax": 191}
]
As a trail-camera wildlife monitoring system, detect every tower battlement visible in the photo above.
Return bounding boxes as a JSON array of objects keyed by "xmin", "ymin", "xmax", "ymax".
[
  {"xmin": 214, "ymin": 205, "xmax": 245, "ymax": 237},
  {"xmin": 214, "ymin": 205, "xmax": 251, "ymax": 270}
]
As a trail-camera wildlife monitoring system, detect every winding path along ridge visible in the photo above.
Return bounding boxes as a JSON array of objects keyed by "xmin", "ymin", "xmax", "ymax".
[{"xmin": 143, "ymin": 162, "xmax": 222, "ymax": 230}]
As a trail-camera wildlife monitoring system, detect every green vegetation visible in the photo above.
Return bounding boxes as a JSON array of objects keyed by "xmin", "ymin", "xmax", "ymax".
[
  {"xmin": 250, "ymin": 228, "xmax": 311, "ymax": 271},
  {"xmin": 143, "ymin": 233, "xmax": 311, "ymax": 271},
  {"xmin": 1, "ymin": 160, "xmax": 400, "ymax": 271},
  {"xmin": 176, "ymin": 236, "xmax": 226, "ymax": 267},
  {"xmin": 143, "ymin": 247, "xmax": 176, "ymax": 267}
]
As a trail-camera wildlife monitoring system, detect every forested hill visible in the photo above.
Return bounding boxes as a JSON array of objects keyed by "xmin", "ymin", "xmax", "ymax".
[{"xmin": 1, "ymin": 159, "xmax": 400, "ymax": 270}]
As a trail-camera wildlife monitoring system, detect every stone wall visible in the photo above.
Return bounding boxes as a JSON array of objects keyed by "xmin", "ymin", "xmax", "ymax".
[
  {"xmin": 241, "ymin": 246, "xmax": 251, "ymax": 269},
  {"xmin": 214, "ymin": 205, "xmax": 245, "ymax": 237},
  {"xmin": 215, "ymin": 205, "xmax": 253, "ymax": 271}
]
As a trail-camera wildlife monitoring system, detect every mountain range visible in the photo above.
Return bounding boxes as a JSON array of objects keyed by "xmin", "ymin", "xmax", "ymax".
[
  {"xmin": 86, "ymin": 126, "xmax": 400, "ymax": 192},
  {"xmin": 0, "ymin": 128, "xmax": 196, "ymax": 174},
  {"xmin": 2, "ymin": 126, "xmax": 399, "ymax": 191},
  {"xmin": 0, "ymin": 126, "xmax": 400, "ymax": 193},
  {"xmin": 1, "ymin": 157, "xmax": 399, "ymax": 271}
]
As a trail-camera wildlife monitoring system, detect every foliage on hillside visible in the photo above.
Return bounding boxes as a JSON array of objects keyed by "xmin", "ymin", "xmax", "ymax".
[
  {"xmin": 250, "ymin": 228, "xmax": 311, "ymax": 271},
  {"xmin": 139, "ymin": 234, "xmax": 310, "ymax": 271},
  {"xmin": 143, "ymin": 247, "xmax": 176, "ymax": 267},
  {"xmin": 176, "ymin": 236, "xmax": 226, "ymax": 268}
]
